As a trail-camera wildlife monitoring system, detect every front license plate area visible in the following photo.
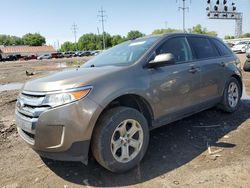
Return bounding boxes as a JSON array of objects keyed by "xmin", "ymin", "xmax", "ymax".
[{"xmin": 16, "ymin": 114, "xmax": 32, "ymax": 133}]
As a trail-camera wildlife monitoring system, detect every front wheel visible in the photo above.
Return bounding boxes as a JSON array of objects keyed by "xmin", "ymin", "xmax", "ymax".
[
  {"xmin": 219, "ymin": 77, "xmax": 241, "ymax": 113},
  {"xmin": 91, "ymin": 107, "xmax": 149, "ymax": 173}
]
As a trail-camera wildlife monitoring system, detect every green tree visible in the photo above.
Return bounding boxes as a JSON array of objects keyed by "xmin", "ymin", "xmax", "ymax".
[
  {"xmin": 60, "ymin": 41, "xmax": 76, "ymax": 52},
  {"xmin": 188, "ymin": 24, "xmax": 217, "ymax": 36},
  {"xmin": 111, "ymin": 35, "xmax": 127, "ymax": 46},
  {"xmin": 22, "ymin": 33, "xmax": 46, "ymax": 46},
  {"xmin": 78, "ymin": 33, "xmax": 99, "ymax": 50},
  {"xmin": 77, "ymin": 32, "xmax": 113, "ymax": 50},
  {"xmin": 103, "ymin": 33, "xmax": 112, "ymax": 49},
  {"xmin": 0, "ymin": 35, "xmax": 24, "ymax": 45},
  {"xmin": 240, "ymin": 33, "xmax": 250, "ymax": 38},
  {"xmin": 224, "ymin": 35, "xmax": 235, "ymax": 40},
  {"xmin": 127, "ymin": 30, "xmax": 145, "ymax": 40},
  {"xmin": 152, "ymin": 28, "xmax": 180, "ymax": 34}
]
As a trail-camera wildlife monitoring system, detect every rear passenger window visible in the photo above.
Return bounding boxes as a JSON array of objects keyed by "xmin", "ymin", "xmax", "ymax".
[
  {"xmin": 188, "ymin": 37, "xmax": 219, "ymax": 59},
  {"xmin": 156, "ymin": 37, "xmax": 192, "ymax": 63},
  {"xmin": 211, "ymin": 39, "xmax": 232, "ymax": 56}
]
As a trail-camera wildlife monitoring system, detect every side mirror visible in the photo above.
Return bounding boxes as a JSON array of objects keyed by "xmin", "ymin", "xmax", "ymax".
[{"xmin": 148, "ymin": 53, "xmax": 175, "ymax": 68}]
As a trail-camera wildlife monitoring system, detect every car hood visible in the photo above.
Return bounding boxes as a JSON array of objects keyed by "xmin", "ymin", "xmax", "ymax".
[{"xmin": 23, "ymin": 66, "xmax": 124, "ymax": 92}]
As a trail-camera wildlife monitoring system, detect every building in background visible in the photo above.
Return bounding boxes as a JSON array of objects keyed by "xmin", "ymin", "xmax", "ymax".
[{"xmin": 0, "ymin": 45, "xmax": 56, "ymax": 58}]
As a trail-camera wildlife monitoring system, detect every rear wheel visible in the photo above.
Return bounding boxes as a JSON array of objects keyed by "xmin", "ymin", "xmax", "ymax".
[
  {"xmin": 91, "ymin": 107, "xmax": 149, "ymax": 173},
  {"xmin": 219, "ymin": 77, "xmax": 241, "ymax": 113}
]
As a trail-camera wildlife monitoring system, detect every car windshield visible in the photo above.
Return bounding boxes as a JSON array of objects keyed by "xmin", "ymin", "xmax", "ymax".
[{"xmin": 83, "ymin": 36, "xmax": 160, "ymax": 67}]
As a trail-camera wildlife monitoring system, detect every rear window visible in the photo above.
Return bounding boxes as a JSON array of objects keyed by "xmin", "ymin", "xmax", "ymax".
[
  {"xmin": 188, "ymin": 37, "xmax": 219, "ymax": 59},
  {"xmin": 211, "ymin": 39, "xmax": 232, "ymax": 56}
]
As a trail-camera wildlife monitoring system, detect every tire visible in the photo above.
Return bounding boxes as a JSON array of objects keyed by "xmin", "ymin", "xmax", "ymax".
[
  {"xmin": 91, "ymin": 107, "xmax": 149, "ymax": 173},
  {"xmin": 243, "ymin": 60, "xmax": 250, "ymax": 72},
  {"xmin": 218, "ymin": 77, "xmax": 241, "ymax": 113}
]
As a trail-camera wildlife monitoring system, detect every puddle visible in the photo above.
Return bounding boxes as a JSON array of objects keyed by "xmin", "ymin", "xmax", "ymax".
[
  {"xmin": 56, "ymin": 62, "xmax": 68, "ymax": 68},
  {"xmin": 0, "ymin": 83, "xmax": 23, "ymax": 91}
]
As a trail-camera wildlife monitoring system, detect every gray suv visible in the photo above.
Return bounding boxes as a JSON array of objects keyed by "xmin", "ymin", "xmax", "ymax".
[{"xmin": 15, "ymin": 33, "xmax": 242, "ymax": 172}]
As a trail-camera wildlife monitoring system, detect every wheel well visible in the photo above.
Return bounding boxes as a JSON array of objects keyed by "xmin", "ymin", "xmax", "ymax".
[
  {"xmin": 99, "ymin": 94, "xmax": 154, "ymax": 128},
  {"xmin": 232, "ymin": 74, "xmax": 243, "ymax": 95}
]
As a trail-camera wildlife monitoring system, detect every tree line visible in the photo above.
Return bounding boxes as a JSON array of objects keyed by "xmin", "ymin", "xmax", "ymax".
[
  {"xmin": 0, "ymin": 33, "xmax": 46, "ymax": 46},
  {"xmin": 1, "ymin": 25, "xmax": 249, "ymax": 51},
  {"xmin": 61, "ymin": 25, "xmax": 219, "ymax": 52},
  {"xmin": 224, "ymin": 33, "xmax": 250, "ymax": 40},
  {"xmin": 60, "ymin": 30, "xmax": 145, "ymax": 52}
]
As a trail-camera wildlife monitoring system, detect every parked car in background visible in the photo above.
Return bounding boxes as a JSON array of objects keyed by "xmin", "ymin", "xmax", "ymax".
[
  {"xmin": 246, "ymin": 45, "xmax": 250, "ymax": 61},
  {"xmin": 231, "ymin": 41, "xmax": 250, "ymax": 53},
  {"xmin": 37, "ymin": 54, "xmax": 52, "ymax": 60},
  {"xmin": 14, "ymin": 54, "xmax": 23, "ymax": 60},
  {"xmin": 75, "ymin": 51, "xmax": 88, "ymax": 57},
  {"xmin": 5, "ymin": 55, "xmax": 18, "ymax": 61},
  {"xmin": 63, "ymin": 52, "xmax": 73, "ymax": 58},
  {"xmin": 16, "ymin": 33, "xmax": 242, "ymax": 173},
  {"xmin": 225, "ymin": 42, "xmax": 234, "ymax": 48},
  {"xmin": 91, "ymin": 50, "xmax": 101, "ymax": 56},
  {"xmin": 74, "ymin": 51, "xmax": 82, "ymax": 57},
  {"xmin": 81, "ymin": 51, "xmax": 92, "ymax": 56},
  {"xmin": 24, "ymin": 55, "xmax": 37, "ymax": 61},
  {"xmin": 51, "ymin": 52, "xmax": 63, "ymax": 59}
]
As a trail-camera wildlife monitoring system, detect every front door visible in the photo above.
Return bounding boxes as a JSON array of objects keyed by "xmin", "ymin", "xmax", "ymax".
[{"xmin": 148, "ymin": 36, "xmax": 201, "ymax": 123}]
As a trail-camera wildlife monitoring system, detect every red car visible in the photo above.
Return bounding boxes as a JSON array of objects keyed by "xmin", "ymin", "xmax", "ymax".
[{"xmin": 23, "ymin": 55, "xmax": 37, "ymax": 61}]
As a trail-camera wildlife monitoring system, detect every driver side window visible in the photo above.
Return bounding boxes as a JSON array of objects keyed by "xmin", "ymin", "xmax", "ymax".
[{"xmin": 156, "ymin": 37, "xmax": 193, "ymax": 63}]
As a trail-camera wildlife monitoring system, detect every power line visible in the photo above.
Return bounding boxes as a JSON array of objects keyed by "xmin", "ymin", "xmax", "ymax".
[
  {"xmin": 177, "ymin": 0, "xmax": 190, "ymax": 32},
  {"xmin": 71, "ymin": 23, "xmax": 78, "ymax": 50},
  {"xmin": 98, "ymin": 7, "xmax": 107, "ymax": 50}
]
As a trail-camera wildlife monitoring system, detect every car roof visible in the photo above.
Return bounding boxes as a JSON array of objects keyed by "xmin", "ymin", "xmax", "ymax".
[
  {"xmin": 136, "ymin": 32, "xmax": 219, "ymax": 42},
  {"xmin": 162, "ymin": 32, "xmax": 219, "ymax": 39}
]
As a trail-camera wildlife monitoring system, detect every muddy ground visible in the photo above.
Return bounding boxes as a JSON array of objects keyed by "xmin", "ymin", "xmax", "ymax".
[
  {"xmin": 0, "ymin": 55, "xmax": 250, "ymax": 188},
  {"xmin": 0, "ymin": 57, "xmax": 91, "ymax": 84}
]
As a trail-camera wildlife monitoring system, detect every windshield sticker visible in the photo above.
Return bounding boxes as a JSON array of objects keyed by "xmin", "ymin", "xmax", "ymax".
[{"xmin": 129, "ymin": 41, "xmax": 146, "ymax": 46}]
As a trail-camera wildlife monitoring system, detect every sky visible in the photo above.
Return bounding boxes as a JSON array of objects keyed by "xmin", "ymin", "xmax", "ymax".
[{"xmin": 0, "ymin": 0, "xmax": 250, "ymax": 48}]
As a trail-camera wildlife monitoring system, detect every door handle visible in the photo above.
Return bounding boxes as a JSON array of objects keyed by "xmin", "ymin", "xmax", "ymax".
[{"xmin": 220, "ymin": 62, "xmax": 225, "ymax": 67}]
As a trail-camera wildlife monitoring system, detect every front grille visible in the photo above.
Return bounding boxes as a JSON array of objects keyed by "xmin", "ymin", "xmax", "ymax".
[
  {"xmin": 17, "ymin": 92, "xmax": 50, "ymax": 118},
  {"xmin": 16, "ymin": 91, "xmax": 51, "ymax": 138},
  {"xmin": 22, "ymin": 129, "xmax": 35, "ymax": 139}
]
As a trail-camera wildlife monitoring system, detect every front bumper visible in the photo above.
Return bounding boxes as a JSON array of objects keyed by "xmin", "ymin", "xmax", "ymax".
[{"xmin": 15, "ymin": 95, "xmax": 103, "ymax": 163}]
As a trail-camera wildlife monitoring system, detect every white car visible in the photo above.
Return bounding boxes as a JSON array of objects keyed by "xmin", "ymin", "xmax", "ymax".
[
  {"xmin": 231, "ymin": 41, "xmax": 250, "ymax": 53},
  {"xmin": 37, "ymin": 54, "xmax": 52, "ymax": 60}
]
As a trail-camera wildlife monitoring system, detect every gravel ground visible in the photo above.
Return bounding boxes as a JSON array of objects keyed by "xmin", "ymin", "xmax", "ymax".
[{"xmin": 0, "ymin": 55, "xmax": 250, "ymax": 188}]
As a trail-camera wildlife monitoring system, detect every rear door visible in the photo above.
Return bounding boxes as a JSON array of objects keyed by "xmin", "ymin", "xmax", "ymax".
[
  {"xmin": 148, "ymin": 36, "xmax": 201, "ymax": 122},
  {"xmin": 187, "ymin": 36, "xmax": 224, "ymax": 106}
]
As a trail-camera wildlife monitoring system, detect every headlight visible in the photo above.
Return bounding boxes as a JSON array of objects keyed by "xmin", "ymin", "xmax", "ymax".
[{"xmin": 42, "ymin": 87, "xmax": 92, "ymax": 107}]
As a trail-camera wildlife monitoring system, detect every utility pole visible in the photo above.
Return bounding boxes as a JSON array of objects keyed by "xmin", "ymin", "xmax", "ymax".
[
  {"xmin": 98, "ymin": 7, "xmax": 107, "ymax": 50},
  {"xmin": 71, "ymin": 23, "xmax": 78, "ymax": 51},
  {"xmin": 177, "ymin": 0, "xmax": 189, "ymax": 32}
]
